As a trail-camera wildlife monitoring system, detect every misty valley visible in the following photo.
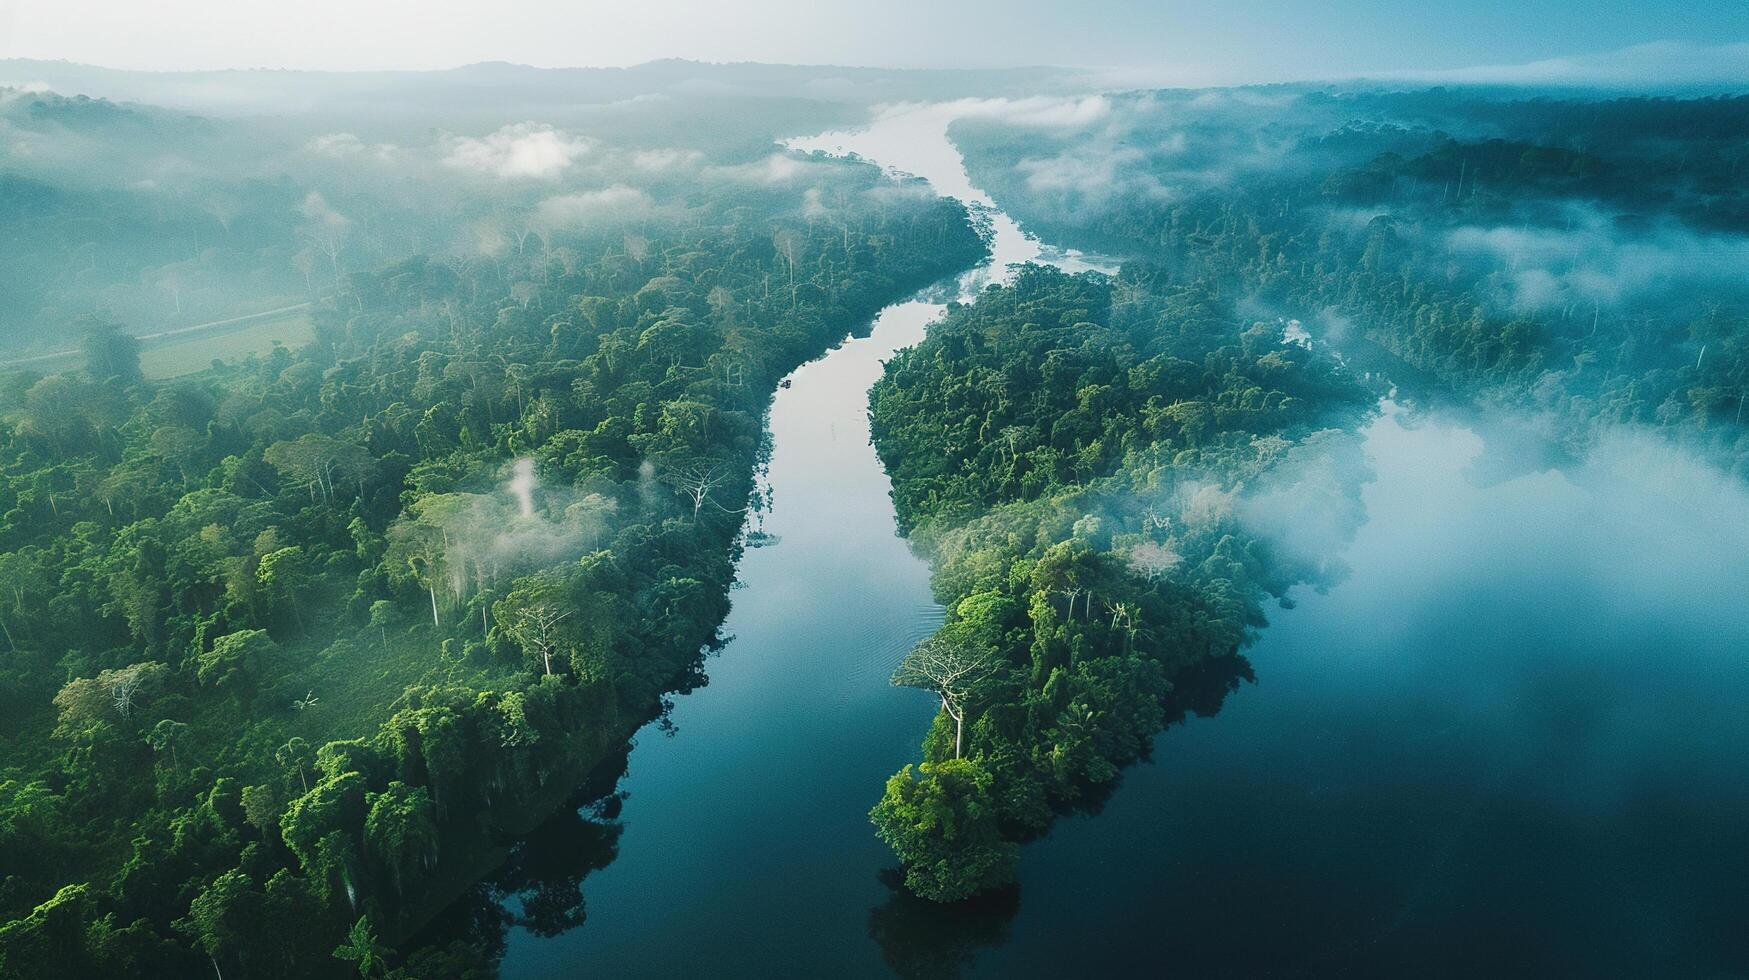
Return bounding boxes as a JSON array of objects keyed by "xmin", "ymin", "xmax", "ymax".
[{"xmin": 0, "ymin": 56, "xmax": 1746, "ymax": 980}]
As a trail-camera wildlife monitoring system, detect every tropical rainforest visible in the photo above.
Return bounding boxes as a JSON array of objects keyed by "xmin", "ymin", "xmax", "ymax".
[
  {"xmin": 949, "ymin": 89, "xmax": 1749, "ymax": 474},
  {"xmin": 0, "ymin": 53, "xmax": 1745, "ymax": 980},
  {"xmin": 0, "ymin": 66, "xmax": 988, "ymax": 976},
  {"xmin": 862, "ymin": 86, "xmax": 1749, "ymax": 905},
  {"xmin": 865, "ymin": 264, "xmax": 1371, "ymax": 899}
]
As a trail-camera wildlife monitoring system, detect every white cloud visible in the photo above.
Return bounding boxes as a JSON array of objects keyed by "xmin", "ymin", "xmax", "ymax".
[
  {"xmin": 1018, "ymin": 144, "xmax": 1145, "ymax": 193},
  {"xmin": 801, "ymin": 186, "xmax": 829, "ymax": 218},
  {"xmin": 305, "ymin": 132, "xmax": 399, "ymax": 162},
  {"xmin": 957, "ymin": 95, "xmax": 1112, "ymax": 128},
  {"xmin": 1446, "ymin": 215, "xmax": 1749, "ymax": 313},
  {"xmin": 536, "ymin": 185, "xmax": 654, "ymax": 229},
  {"xmin": 629, "ymin": 147, "xmax": 702, "ymax": 171},
  {"xmin": 443, "ymin": 122, "xmax": 591, "ymax": 179},
  {"xmin": 707, "ymin": 152, "xmax": 834, "ymax": 185},
  {"xmin": 297, "ymin": 190, "xmax": 351, "ymax": 232}
]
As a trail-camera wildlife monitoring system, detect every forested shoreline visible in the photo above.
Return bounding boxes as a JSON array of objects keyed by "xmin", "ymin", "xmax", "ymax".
[
  {"xmin": 849, "ymin": 84, "xmax": 1749, "ymax": 906},
  {"xmin": 950, "ymin": 90, "xmax": 1749, "ymax": 478},
  {"xmin": 0, "ymin": 139, "xmax": 984, "ymax": 974},
  {"xmin": 865, "ymin": 264, "xmax": 1373, "ymax": 899},
  {"xmin": 4, "ymin": 62, "xmax": 1747, "ymax": 975}
]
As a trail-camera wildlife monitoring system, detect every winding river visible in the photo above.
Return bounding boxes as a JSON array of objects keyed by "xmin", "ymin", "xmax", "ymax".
[
  {"xmin": 495, "ymin": 103, "xmax": 1108, "ymax": 977},
  {"xmin": 493, "ymin": 104, "xmax": 1749, "ymax": 977}
]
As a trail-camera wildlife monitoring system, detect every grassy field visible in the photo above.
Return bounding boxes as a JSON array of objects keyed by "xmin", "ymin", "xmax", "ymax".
[{"xmin": 140, "ymin": 310, "xmax": 316, "ymax": 379}]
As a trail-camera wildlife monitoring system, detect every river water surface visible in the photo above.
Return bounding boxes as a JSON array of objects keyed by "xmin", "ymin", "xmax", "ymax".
[
  {"xmin": 497, "ymin": 102, "xmax": 1108, "ymax": 977},
  {"xmin": 497, "ymin": 104, "xmax": 1749, "ymax": 978}
]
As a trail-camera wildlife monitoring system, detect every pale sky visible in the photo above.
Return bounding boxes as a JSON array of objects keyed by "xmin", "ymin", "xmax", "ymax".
[{"xmin": 1, "ymin": 0, "xmax": 1746, "ymax": 83}]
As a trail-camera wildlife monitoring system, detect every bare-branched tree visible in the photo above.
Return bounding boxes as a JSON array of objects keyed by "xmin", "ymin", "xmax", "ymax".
[
  {"xmin": 112, "ymin": 672, "xmax": 144, "ymax": 720},
  {"xmin": 1127, "ymin": 539, "xmax": 1182, "ymax": 583},
  {"xmin": 507, "ymin": 604, "xmax": 573, "ymax": 676},
  {"xmin": 891, "ymin": 635, "xmax": 1001, "ymax": 759},
  {"xmin": 660, "ymin": 459, "xmax": 742, "ymax": 523}
]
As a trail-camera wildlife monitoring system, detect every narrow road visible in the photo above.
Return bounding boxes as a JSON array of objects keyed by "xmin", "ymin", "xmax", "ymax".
[{"xmin": 1, "ymin": 301, "xmax": 312, "ymax": 368}]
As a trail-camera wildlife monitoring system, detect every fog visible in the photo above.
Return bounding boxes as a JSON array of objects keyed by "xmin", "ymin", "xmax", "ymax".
[
  {"xmin": 952, "ymin": 389, "xmax": 1749, "ymax": 979},
  {"xmin": 403, "ymin": 457, "xmax": 621, "ymax": 606},
  {"xmin": 6, "ymin": 9, "xmax": 1749, "ymax": 977},
  {"xmin": 1443, "ymin": 211, "xmax": 1749, "ymax": 314},
  {"xmin": 0, "ymin": 63, "xmax": 1053, "ymax": 356}
]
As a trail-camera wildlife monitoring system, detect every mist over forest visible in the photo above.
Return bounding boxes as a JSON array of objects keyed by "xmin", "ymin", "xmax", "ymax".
[
  {"xmin": 0, "ymin": 33, "xmax": 1745, "ymax": 980},
  {"xmin": 948, "ymin": 87, "xmax": 1749, "ymax": 472},
  {"xmin": 0, "ymin": 60, "xmax": 1091, "ymax": 354}
]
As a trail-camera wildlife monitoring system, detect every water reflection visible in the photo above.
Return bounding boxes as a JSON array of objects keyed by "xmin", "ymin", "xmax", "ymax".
[
  {"xmin": 410, "ymin": 752, "xmax": 629, "ymax": 964},
  {"xmin": 457, "ymin": 103, "xmax": 1116, "ymax": 979},
  {"xmin": 953, "ymin": 402, "xmax": 1749, "ymax": 978},
  {"xmin": 864, "ymin": 651, "xmax": 1257, "ymax": 977},
  {"xmin": 415, "ymin": 645, "xmax": 1261, "ymax": 976},
  {"xmin": 866, "ymin": 872, "xmax": 1020, "ymax": 980},
  {"xmin": 412, "ymin": 99, "xmax": 1748, "ymax": 976}
]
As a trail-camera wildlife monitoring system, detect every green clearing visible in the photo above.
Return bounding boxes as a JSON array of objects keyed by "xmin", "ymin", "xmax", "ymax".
[
  {"xmin": 0, "ymin": 310, "xmax": 313, "ymax": 379},
  {"xmin": 139, "ymin": 309, "xmax": 314, "ymax": 379},
  {"xmin": 140, "ymin": 310, "xmax": 316, "ymax": 379},
  {"xmin": 273, "ymin": 627, "xmax": 519, "ymax": 751}
]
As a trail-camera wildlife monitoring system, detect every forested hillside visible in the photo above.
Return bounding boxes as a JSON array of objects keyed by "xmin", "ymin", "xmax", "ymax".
[
  {"xmin": 0, "ymin": 113, "xmax": 984, "ymax": 974},
  {"xmin": 866, "ymin": 264, "xmax": 1372, "ymax": 899},
  {"xmin": 951, "ymin": 89, "xmax": 1749, "ymax": 477}
]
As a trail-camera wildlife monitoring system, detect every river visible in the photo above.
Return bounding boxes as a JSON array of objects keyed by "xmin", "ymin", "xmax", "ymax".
[{"xmin": 492, "ymin": 102, "xmax": 1749, "ymax": 978}]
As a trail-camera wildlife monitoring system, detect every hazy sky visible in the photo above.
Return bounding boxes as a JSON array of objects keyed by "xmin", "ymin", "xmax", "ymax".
[{"xmin": 1, "ymin": 0, "xmax": 1746, "ymax": 82}]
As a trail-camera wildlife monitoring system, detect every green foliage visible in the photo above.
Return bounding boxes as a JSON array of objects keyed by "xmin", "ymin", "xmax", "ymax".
[
  {"xmin": 954, "ymin": 89, "xmax": 1749, "ymax": 477},
  {"xmin": 871, "ymin": 265, "xmax": 1365, "ymax": 534},
  {"xmin": 0, "ymin": 117, "xmax": 985, "ymax": 972},
  {"xmin": 81, "ymin": 321, "xmax": 144, "ymax": 387},
  {"xmin": 198, "ymin": 629, "xmax": 276, "ymax": 691},
  {"xmin": 332, "ymin": 916, "xmax": 391, "ymax": 978},
  {"xmin": 868, "ymin": 263, "xmax": 1369, "ymax": 898},
  {"xmin": 871, "ymin": 760, "xmax": 1018, "ymax": 903},
  {"xmin": 362, "ymin": 783, "xmax": 437, "ymax": 896}
]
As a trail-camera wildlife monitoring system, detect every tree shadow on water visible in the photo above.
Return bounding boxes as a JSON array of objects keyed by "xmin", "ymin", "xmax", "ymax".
[
  {"xmin": 495, "ymin": 792, "xmax": 624, "ymax": 937},
  {"xmin": 405, "ymin": 750, "xmax": 631, "ymax": 972},
  {"xmin": 1162, "ymin": 651, "xmax": 1255, "ymax": 726},
  {"xmin": 867, "ymin": 868, "xmax": 1021, "ymax": 979},
  {"xmin": 1044, "ymin": 651, "xmax": 1257, "ymax": 824}
]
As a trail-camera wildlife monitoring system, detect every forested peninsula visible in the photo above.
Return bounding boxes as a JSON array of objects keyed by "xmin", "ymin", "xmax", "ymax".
[
  {"xmin": 866, "ymin": 264, "xmax": 1372, "ymax": 899},
  {"xmin": 855, "ymin": 83, "xmax": 1749, "ymax": 910}
]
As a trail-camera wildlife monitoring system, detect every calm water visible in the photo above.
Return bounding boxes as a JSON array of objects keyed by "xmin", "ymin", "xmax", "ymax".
[
  {"xmin": 494, "ymin": 104, "xmax": 1749, "ymax": 978},
  {"xmin": 963, "ymin": 406, "xmax": 1749, "ymax": 978}
]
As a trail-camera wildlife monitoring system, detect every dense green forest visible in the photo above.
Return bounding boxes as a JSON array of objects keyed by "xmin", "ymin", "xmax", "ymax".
[
  {"xmin": 865, "ymin": 264, "xmax": 1372, "ymax": 899},
  {"xmin": 0, "ymin": 97, "xmax": 984, "ymax": 973},
  {"xmin": 0, "ymin": 60, "xmax": 1079, "ymax": 353},
  {"xmin": 950, "ymin": 89, "xmax": 1749, "ymax": 478},
  {"xmin": 850, "ymin": 83, "xmax": 1749, "ymax": 906},
  {"xmin": 6, "ymin": 63, "xmax": 1747, "ymax": 973}
]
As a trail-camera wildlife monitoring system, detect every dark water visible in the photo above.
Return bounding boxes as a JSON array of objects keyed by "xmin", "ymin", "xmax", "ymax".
[
  {"xmin": 962, "ymin": 407, "xmax": 1749, "ymax": 978},
  {"xmin": 488, "ymin": 105, "xmax": 1749, "ymax": 978},
  {"xmin": 491, "ymin": 103, "xmax": 1108, "ymax": 977}
]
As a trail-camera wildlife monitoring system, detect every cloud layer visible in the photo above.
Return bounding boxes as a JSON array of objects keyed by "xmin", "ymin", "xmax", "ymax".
[{"xmin": 443, "ymin": 123, "xmax": 592, "ymax": 179}]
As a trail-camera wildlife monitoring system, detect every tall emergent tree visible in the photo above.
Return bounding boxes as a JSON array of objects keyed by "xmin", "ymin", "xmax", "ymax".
[{"xmin": 891, "ymin": 631, "xmax": 1000, "ymax": 760}]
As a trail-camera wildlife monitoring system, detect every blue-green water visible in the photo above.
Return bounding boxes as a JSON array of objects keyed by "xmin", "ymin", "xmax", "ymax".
[
  {"xmin": 959, "ymin": 405, "xmax": 1749, "ymax": 977},
  {"xmin": 485, "ymin": 105, "xmax": 1749, "ymax": 978}
]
